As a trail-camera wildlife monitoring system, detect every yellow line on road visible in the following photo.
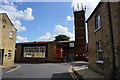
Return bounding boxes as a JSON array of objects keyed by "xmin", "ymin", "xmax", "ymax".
[
  {"xmin": 6, "ymin": 65, "xmax": 21, "ymax": 73},
  {"xmin": 68, "ymin": 68, "xmax": 78, "ymax": 80},
  {"xmin": 69, "ymin": 68, "xmax": 75, "ymax": 80}
]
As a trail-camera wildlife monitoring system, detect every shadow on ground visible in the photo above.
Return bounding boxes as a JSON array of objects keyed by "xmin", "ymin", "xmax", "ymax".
[{"xmin": 51, "ymin": 72, "xmax": 74, "ymax": 80}]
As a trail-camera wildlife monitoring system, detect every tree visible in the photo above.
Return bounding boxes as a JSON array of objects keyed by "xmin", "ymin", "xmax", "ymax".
[{"xmin": 54, "ymin": 34, "xmax": 70, "ymax": 41}]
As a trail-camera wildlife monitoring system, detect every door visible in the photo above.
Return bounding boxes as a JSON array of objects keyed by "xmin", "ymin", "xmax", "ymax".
[
  {"xmin": 69, "ymin": 53, "xmax": 75, "ymax": 62},
  {"xmin": 0, "ymin": 49, "xmax": 4, "ymax": 65}
]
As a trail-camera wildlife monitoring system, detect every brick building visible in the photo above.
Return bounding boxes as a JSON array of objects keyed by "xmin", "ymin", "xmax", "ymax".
[
  {"xmin": 86, "ymin": 2, "xmax": 120, "ymax": 79},
  {"xmin": 0, "ymin": 13, "xmax": 17, "ymax": 66},
  {"xmin": 15, "ymin": 41, "xmax": 75, "ymax": 63},
  {"xmin": 74, "ymin": 9, "xmax": 86, "ymax": 61},
  {"xmin": 59, "ymin": 41, "xmax": 75, "ymax": 61}
]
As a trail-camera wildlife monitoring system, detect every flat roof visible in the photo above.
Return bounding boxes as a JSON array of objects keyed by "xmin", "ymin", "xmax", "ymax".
[
  {"xmin": 16, "ymin": 41, "xmax": 55, "ymax": 44},
  {"xmin": 16, "ymin": 41, "xmax": 71, "ymax": 47},
  {"xmin": 17, "ymin": 40, "xmax": 75, "ymax": 44},
  {"xmin": 58, "ymin": 41, "xmax": 75, "ymax": 43}
]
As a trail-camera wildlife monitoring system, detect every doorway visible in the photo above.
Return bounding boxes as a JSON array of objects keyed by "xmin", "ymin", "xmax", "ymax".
[
  {"xmin": 69, "ymin": 53, "xmax": 75, "ymax": 62},
  {"xmin": 0, "ymin": 49, "xmax": 4, "ymax": 65}
]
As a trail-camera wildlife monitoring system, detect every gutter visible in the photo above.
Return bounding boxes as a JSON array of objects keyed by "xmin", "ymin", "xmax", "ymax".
[{"xmin": 107, "ymin": 2, "xmax": 116, "ymax": 79}]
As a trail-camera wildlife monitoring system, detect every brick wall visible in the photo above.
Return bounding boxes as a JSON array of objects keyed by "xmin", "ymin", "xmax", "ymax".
[
  {"xmin": 74, "ymin": 10, "xmax": 86, "ymax": 61},
  {"xmin": 87, "ymin": 2, "xmax": 120, "ymax": 79}
]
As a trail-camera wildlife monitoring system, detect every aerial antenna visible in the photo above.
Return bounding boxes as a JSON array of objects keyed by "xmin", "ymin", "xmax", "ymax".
[
  {"xmin": 81, "ymin": 3, "xmax": 83, "ymax": 10},
  {"xmin": 74, "ymin": 3, "xmax": 86, "ymax": 12},
  {"xmin": 84, "ymin": 5, "xmax": 86, "ymax": 12},
  {"xmin": 73, "ymin": 6, "xmax": 75, "ymax": 12},
  {"xmin": 77, "ymin": 4, "xmax": 79, "ymax": 11}
]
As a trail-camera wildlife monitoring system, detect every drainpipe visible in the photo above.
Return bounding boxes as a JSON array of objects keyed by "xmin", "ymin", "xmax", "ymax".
[{"xmin": 108, "ymin": 2, "xmax": 116, "ymax": 79}]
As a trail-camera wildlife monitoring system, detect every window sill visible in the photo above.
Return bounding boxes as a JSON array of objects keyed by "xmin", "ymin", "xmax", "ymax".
[
  {"xmin": 97, "ymin": 50, "xmax": 103, "ymax": 52},
  {"xmin": 96, "ymin": 60, "xmax": 103, "ymax": 64},
  {"xmin": 10, "ymin": 38, "xmax": 13, "ymax": 40},
  {"xmin": 8, "ymin": 57, "xmax": 11, "ymax": 59},
  {"xmin": 23, "ymin": 57, "xmax": 46, "ymax": 59},
  {"xmin": 94, "ymin": 27, "xmax": 101, "ymax": 33}
]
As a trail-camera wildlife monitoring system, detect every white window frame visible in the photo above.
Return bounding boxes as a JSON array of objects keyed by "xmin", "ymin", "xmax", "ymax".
[
  {"xmin": 96, "ymin": 41, "xmax": 103, "ymax": 63},
  {"xmin": 96, "ymin": 60, "xmax": 103, "ymax": 64},
  {"xmin": 10, "ymin": 31, "xmax": 14, "ymax": 39},
  {"xmin": 95, "ymin": 14, "xmax": 101, "ymax": 32},
  {"xmin": 24, "ymin": 46, "xmax": 46, "ymax": 58}
]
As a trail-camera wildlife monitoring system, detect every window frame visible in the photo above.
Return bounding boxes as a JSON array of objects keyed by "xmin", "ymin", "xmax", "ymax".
[
  {"xmin": 8, "ymin": 50, "xmax": 12, "ymax": 59},
  {"xmin": 96, "ymin": 41, "xmax": 103, "ymax": 63},
  {"xmin": 94, "ymin": 13, "xmax": 101, "ymax": 32},
  {"xmin": 9, "ymin": 31, "xmax": 14, "ymax": 39},
  {"xmin": 23, "ymin": 46, "xmax": 46, "ymax": 58}
]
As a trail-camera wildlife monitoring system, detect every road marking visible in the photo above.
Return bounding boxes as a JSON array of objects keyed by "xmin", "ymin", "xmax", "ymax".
[
  {"xmin": 6, "ymin": 65, "xmax": 21, "ymax": 73},
  {"xmin": 68, "ymin": 68, "xmax": 78, "ymax": 80},
  {"xmin": 68, "ymin": 68, "xmax": 75, "ymax": 80}
]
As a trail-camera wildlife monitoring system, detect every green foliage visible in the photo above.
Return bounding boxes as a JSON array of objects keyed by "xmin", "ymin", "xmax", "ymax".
[{"xmin": 54, "ymin": 34, "xmax": 70, "ymax": 41}]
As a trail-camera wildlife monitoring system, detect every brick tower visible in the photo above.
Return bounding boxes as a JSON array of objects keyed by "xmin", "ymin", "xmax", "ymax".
[{"xmin": 74, "ymin": 8, "xmax": 86, "ymax": 61}]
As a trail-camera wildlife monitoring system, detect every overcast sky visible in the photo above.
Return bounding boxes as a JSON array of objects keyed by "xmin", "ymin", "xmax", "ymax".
[{"xmin": 0, "ymin": 0, "xmax": 100, "ymax": 43}]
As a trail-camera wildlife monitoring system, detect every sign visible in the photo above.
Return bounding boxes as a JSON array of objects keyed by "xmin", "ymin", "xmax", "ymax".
[
  {"xmin": 69, "ymin": 43, "xmax": 74, "ymax": 47},
  {"xmin": 56, "ymin": 48, "xmax": 63, "ymax": 58}
]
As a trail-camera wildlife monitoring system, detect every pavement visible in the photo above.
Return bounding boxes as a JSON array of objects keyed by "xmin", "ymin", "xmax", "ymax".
[{"xmin": 71, "ymin": 61, "xmax": 110, "ymax": 80}]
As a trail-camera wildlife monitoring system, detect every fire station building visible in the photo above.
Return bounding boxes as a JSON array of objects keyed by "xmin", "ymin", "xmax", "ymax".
[{"xmin": 15, "ymin": 41, "xmax": 75, "ymax": 63}]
